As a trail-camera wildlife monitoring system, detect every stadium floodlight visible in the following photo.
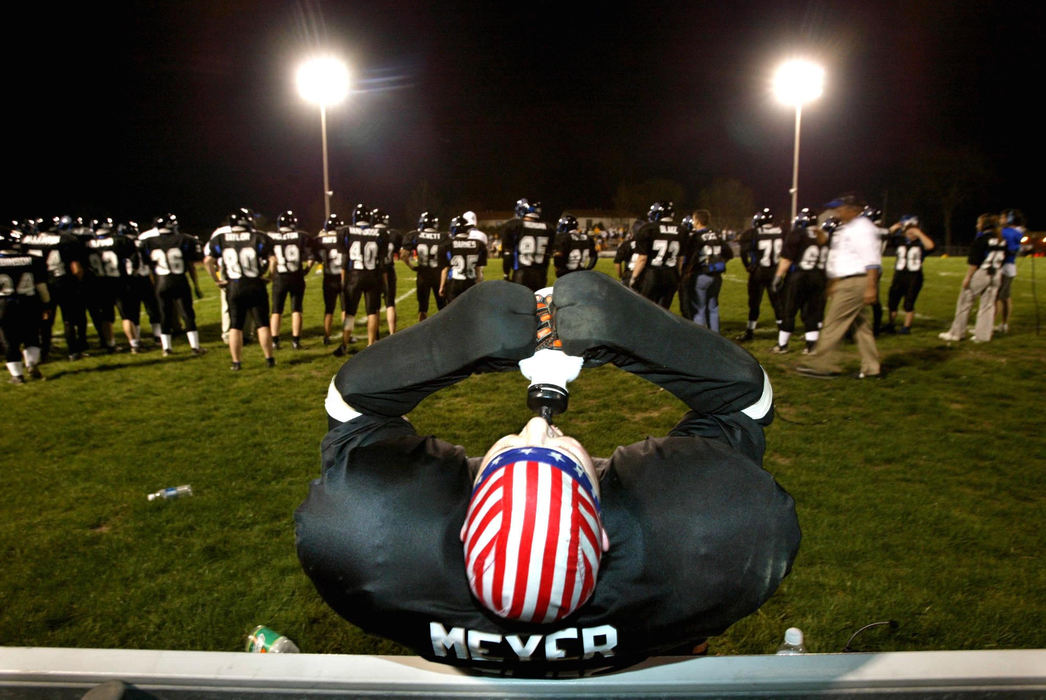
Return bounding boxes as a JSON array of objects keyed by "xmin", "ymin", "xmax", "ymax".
[
  {"xmin": 297, "ymin": 56, "xmax": 351, "ymax": 220},
  {"xmin": 773, "ymin": 59, "xmax": 825, "ymax": 222}
]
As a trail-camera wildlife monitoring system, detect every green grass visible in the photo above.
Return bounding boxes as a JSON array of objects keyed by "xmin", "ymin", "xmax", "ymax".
[{"xmin": 1, "ymin": 255, "xmax": 1043, "ymax": 656}]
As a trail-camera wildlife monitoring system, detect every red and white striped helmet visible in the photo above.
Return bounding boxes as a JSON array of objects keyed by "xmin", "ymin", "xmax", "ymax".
[{"xmin": 462, "ymin": 446, "xmax": 603, "ymax": 623}]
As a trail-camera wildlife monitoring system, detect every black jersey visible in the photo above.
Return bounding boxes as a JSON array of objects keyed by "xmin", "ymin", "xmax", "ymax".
[
  {"xmin": 968, "ymin": 232, "xmax": 1007, "ymax": 273},
  {"xmin": 20, "ymin": 231, "xmax": 85, "ymax": 282},
  {"xmin": 0, "ymin": 250, "xmax": 47, "ymax": 300},
  {"xmin": 137, "ymin": 229, "xmax": 202, "ymax": 280},
  {"xmin": 501, "ymin": 218, "xmax": 554, "ymax": 274},
  {"xmin": 553, "ymin": 231, "xmax": 597, "ymax": 276},
  {"xmin": 314, "ymin": 229, "xmax": 348, "ymax": 277},
  {"xmin": 686, "ymin": 228, "xmax": 732, "ymax": 275},
  {"xmin": 407, "ymin": 228, "xmax": 449, "ymax": 269},
  {"xmin": 781, "ymin": 225, "xmax": 827, "ymax": 274},
  {"xmin": 634, "ymin": 221, "xmax": 683, "ymax": 270},
  {"xmin": 439, "ymin": 235, "xmax": 487, "ymax": 281},
  {"xmin": 206, "ymin": 227, "xmax": 274, "ymax": 281},
  {"xmin": 297, "ymin": 272, "xmax": 795, "ymax": 674},
  {"xmin": 739, "ymin": 224, "xmax": 784, "ymax": 270},
  {"xmin": 383, "ymin": 228, "xmax": 405, "ymax": 267},
  {"xmin": 345, "ymin": 225, "xmax": 389, "ymax": 273},
  {"xmin": 893, "ymin": 234, "xmax": 930, "ymax": 273},
  {"xmin": 269, "ymin": 227, "xmax": 311, "ymax": 277},
  {"xmin": 85, "ymin": 233, "xmax": 139, "ymax": 280},
  {"xmin": 613, "ymin": 238, "xmax": 638, "ymax": 280}
]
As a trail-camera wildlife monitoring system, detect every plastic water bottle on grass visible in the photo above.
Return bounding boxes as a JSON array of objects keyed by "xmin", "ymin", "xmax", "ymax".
[
  {"xmin": 776, "ymin": 627, "xmax": 807, "ymax": 655},
  {"xmin": 147, "ymin": 485, "xmax": 193, "ymax": 501}
]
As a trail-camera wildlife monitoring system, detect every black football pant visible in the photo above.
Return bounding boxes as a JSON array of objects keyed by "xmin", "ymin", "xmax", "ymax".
[{"xmin": 747, "ymin": 267, "xmax": 782, "ymax": 324}]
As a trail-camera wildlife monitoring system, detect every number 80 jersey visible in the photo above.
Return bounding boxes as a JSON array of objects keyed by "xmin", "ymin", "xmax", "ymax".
[{"xmin": 205, "ymin": 227, "xmax": 274, "ymax": 281}]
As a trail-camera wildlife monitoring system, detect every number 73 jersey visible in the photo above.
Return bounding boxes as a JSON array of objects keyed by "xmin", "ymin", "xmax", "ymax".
[{"xmin": 634, "ymin": 221, "xmax": 683, "ymax": 269}]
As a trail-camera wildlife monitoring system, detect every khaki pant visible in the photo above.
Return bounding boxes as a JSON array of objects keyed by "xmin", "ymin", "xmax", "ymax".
[
  {"xmin": 805, "ymin": 275, "xmax": 880, "ymax": 375},
  {"xmin": 947, "ymin": 269, "xmax": 999, "ymax": 342}
]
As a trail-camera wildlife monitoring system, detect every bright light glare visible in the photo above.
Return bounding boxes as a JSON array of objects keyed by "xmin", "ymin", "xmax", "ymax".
[
  {"xmin": 297, "ymin": 56, "xmax": 351, "ymax": 106},
  {"xmin": 773, "ymin": 59, "xmax": 825, "ymax": 107}
]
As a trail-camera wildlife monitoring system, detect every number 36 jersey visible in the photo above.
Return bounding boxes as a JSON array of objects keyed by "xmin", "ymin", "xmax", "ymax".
[{"xmin": 139, "ymin": 229, "xmax": 203, "ymax": 286}]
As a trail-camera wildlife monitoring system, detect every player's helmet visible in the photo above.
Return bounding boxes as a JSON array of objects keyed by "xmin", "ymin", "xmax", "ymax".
[
  {"xmin": 352, "ymin": 203, "xmax": 371, "ymax": 226},
  {"xmin": 515, "ymin": 198, "xmax": 541, "ymax": 218},
  {"xmin": 862, "ymin": 206, "xmax": 884, "ymax": 224},
  {"xmin": 323, "ymin": 214, "xmax": 342, "ymax": 231},
  {"xmin": 793, "ymin": 207, "xmax": 817, "ymax": 230},
  {"xmin": 556, "ymin": 214, "xmax": 578, "ymax": 234},
  {"xmin": 92, "ymin": 217, "xmax": 114, "ymax": 234},
  {"xmin": 753, "ymin": 208, "xmax": 774, "ymax": 227},
  {"xmin": 450, "ymin": 215, "xmax": 470, "ymax": 236},
  {"xmin": 463, "ymin": 210, "xmax": 477, "ymax": 227},
  {"xmin": 371, "ymin": 208, "xmax": 390, "ymax": 226},
  {"xmin": 821, "ymin": 216, "xmax": 841, "ymax": 234},
  {"xmin": 680, "ymin": 215, "xmax": 694, "ymax": 233},
  {"xmin": 648, "ymin": 201, "xmax": 674, "ymax": 222},
  {"xmin": 463, "ymin": 446, "xmax": 604, "ymax": 623},
  {"xmin": 899, "ymin": 214, "xmax": 918, "ymax": 229},
  {"xmin": 57, "ymin": 215, "xmax": 74, "ymax": 231},
  {"xmin": 229, "ymin": 208, "xmax": 254, "ymax": 230},
  {"xmin": 417, "ymin": 211, "xmax": 438, "ymax": 231},
  {"xmin": 278, "ymin": 210, "xmax": 298, "ymax": 229}
]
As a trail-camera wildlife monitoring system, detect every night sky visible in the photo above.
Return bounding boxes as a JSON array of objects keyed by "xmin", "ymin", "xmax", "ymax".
[{"xmin": 6, "ymin": 1, "xmax": 1042, "ymax": 240}]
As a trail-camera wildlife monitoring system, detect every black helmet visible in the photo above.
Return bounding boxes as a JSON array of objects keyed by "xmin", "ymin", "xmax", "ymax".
[
  {"xmin": 352, "ymin": 203, "xmax": 371, "ymax": 225},
  {"xmin": 753, "ymin": 208, "xmax": 774, "ymax": 227},
  {"xmin": 323, "ymin": 214, "xmax": 343, "ymax": 231},
  {"xmin": 417, "ymin": 211, "xmax": 438, "ymax": 230},
  {"xmin": 821, "ymin": 216, "xmax": 841, "ymax": 235},
  {"xmin": 556, "ymin": 214, "xmax": 579, "ymax": 234},
  {"xmin": 371, "ymin": 208, "xmax": 389, "ymax": 226},
  {"xmin": 648, "ymin": 201, "xmax": 674, "ymax": 222},
  {"xmin": 515, "ymin": 198, "xmax": 541, "ymax": 219},
  {"xmin": 229, "ymin": 208, "xmax": 254, "ymax": 230},
  {"xmin": 449, "ymin": 215, "xmax": 470, "ymax": 236},
  {"xmin": 793, "ymin": 207, "xmax": 817, "ymax": 229},
  {"xmin": 278, "ymin": 210, "xmax": 298, "ymax": 229}
]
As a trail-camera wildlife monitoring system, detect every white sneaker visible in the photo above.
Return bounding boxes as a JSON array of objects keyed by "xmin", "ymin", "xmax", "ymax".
[{"xmin": 938, "ymin": 331, "xmax": 959, "ymax": 342}]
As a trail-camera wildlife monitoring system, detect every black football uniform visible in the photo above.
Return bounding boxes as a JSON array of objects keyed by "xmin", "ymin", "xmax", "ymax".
[
  {"xmin": 613, "ymin": 237, "xmax": 637, "ymax": 283},
  {"xmin": 553, "ymin": 231, "xmax": 597, "ymax": 278},
  {"xmin": 269, "ymin": 227, "xmax": 311, "ymax": 315},
  {"xmin": 439, "ymin": 234, "xmax": 487, "ymax": 303},
  {"xmin": 778, "ymin": 225, "xmax": 827, "ymax": 337},
  {"xmin": 381, "ymin": 227, "xmax": 404, "ymax": 309},
  {"xmin": 139, "ymin": 228, "xmax": 203, "ymax": 334},
  {"xmin": 313, "ymin": 228, "xmax": 348, "ymax": 316},
  {"xmin": 343, "ymin": 224, "xmax": 389, "ymax": 317},
  {"xmin": 296, "ymin": 272, "xmax": 796, "ymax": 675},
  {"xmin": 888, "ymin": 234, "xmax": 930, "ymax": 314},
  {"xmin": 407, "ymin": 227, "xmax": 449, "ymax": 314},
  {"xmin": 501, "ymin": 218, "xmax": 554, "ymax": 291},
  {"xmin": 633, "ymin": 220, "xmax": 683, "ymax": 308},
  {"xmin": 85, "ymin": 231, "xmax": 139, "ymax": 334},
  {"xmin": 0, "ymin": 248, "xmax": 47, "ymax": 362},
  {"xmin": 20, "ymin": 229, "xmax": 89, "ymax": 357},
  {"xmin": 739, "ymin": 223, "xmax": 785, "ymax": 326},
  {"xmin": 206, "ymin": 227, "xmax": 274, "ymax": 331}
]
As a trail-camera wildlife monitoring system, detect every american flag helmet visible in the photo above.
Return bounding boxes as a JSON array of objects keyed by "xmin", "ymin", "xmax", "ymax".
[{"xmin": 462, "ymin": 446, "xmax": 603, "ymax": 623}]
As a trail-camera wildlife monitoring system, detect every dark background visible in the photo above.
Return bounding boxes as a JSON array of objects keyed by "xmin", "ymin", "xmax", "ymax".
[{"xmin": 5, "ymin": 0, "xmax": 1041, "ymax": 241}]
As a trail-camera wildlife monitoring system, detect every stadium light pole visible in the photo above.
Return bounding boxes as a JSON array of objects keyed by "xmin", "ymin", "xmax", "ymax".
[
  {"xmin": 297, "ymin": 56, "xmax": 351, "ymax": 221},
  {"xmin": 773, "ymin": 59, "xmax": 824, "ymax": 223}
]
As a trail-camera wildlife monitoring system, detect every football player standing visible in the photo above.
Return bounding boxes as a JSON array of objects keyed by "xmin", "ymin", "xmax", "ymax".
[
  {"xmin": 268, "ymin": 210, "xmax": 313, "ymax": 350},
  {"xmin": 629, "ymin": 201, "xmax": 683, "ymax": 309},
  {"xmin": 736, "ymin": 208, "xmax": 784, "ymax": 342},
  {"xmin": 204, "ymin": 209, "xmax": 277, "ymax": 370},
  {"xmin": 500, "ymin": 198, "xmax": 553, "ymax": 291},
  {"xmin": 402, "ymin": 212, "xmax": 448, "ymax": 322}
]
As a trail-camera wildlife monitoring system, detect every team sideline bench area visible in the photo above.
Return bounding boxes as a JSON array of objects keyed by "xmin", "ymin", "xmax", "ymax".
[{"xmin": 0, "ymin": 647, "xmax": 1044, "ymax": 698}]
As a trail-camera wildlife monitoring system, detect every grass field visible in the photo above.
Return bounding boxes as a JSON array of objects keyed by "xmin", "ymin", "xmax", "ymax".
[{"xmin": 1, "ymin": 254, "xmax": 1043, "ymax": 657}]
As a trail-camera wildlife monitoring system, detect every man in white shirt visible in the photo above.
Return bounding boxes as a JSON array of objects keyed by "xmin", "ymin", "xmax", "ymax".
[{"xmin": 796, "ymin": 195, "xmax": 882, "ymax": 379}]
